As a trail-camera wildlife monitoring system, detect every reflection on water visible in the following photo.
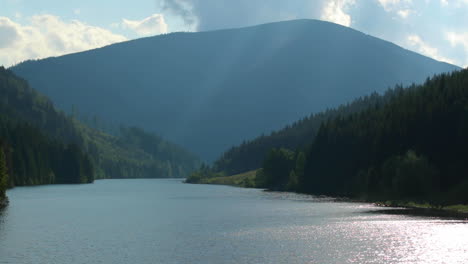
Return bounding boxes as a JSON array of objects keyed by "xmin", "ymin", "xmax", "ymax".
[
  {"xmin": 366, "ymin": 207, "xmax": 468, "ymax": 220},
  {"xmin": 0, "ymin": 180, "xmax": 467, "ymax": 264}
]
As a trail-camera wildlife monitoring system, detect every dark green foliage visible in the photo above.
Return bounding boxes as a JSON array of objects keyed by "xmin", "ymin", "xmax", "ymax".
[
  {"xmin": 185, "ymin": 163, "xmax": 225, "ymax": 183},
  {"xmin": 0, "ymin": 119, "xmax": 93, "ymax": 186},
  {"xmin": 214, "ymin": 91, "xmax": 395, "ymax": 175},
  {"xmin": 198, "ymin": 69, "xmax": 468, "ymax": 206},
  {"xmin": 261, "ymin": 148, "xmax": 295, "ymax": 190},
  {"xmin": 257, "ymin": 69, "xmax": 468, "ymax": 204},
  {"xmin": 11, "ymin": 20, "xmax": 458, "ymax": 161},
  {"xmin": 0, "ymin": 66, "xmax": 94, "ymax": 186},
  {"xmin": 0, "ymin": 145, "xmax": 9, "ymax": 198},
  {"xmin": 287, "ymin": 152, "xmax": 306, "ymax": 191},
  {"xmin": 379, "ymin": 151, "xmax": 437, "ymax": 197}
]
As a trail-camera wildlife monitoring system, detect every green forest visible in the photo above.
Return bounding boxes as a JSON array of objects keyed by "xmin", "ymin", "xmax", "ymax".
[
  {"xmin": 189, "ymin": 69, "xmax": 468, "ymax": 206},
  {"xmin": 212, "ymin": 91, "xmax": 389, "ymax": 176},
  {"xmin": 0, "ymin": 67, "xmax": 200, "ymax": 205}
]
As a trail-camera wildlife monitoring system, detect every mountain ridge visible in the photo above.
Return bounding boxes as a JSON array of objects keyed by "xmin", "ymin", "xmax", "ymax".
[
  {"xmin": 11, "ymin": 19, "xmax": 460, "ymax": 69},
  {"xmin": 11, "ymin": 19, "xmax": 460, "ymax": 161}
]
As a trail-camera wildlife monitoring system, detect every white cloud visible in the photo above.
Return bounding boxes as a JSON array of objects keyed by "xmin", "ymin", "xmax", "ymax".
[
  {"xmin": 446, "ymin": 32, "xmax": 468, "ymax": 48},
  {"xmin": 378, "ymin": 0, "xmax": 414, "ymax": 18},
  {"xmin": 440, "ymin": 0, "xmax": 448, "ymax": 6},
  {"xmin": 122, "ymin": 14, "xmax": 168, "ymax": 36},
  {"xmin": 0, "ymin": 17, "xmax": 20, "ymax": 49},
  {"xmin": 446, "ymin": 31, "xmax": 468, "ymax": 67},
  {"xmin": 320, "ymin": 0, "xmax": 356, "ymax": 27},
  {"xmin": 397, "ymin": 9, "xmax": 411, "ymax": 18},
  {"xmin": 0, "ymin": 15, "xmax": 127, "ymax": 67},
  {"xmin": 378, "ymin": 0, "xmax": 413, "ymax": 11},
  {"xmin": 407, "ymin": 34, "xmax": 456, "ymax": 64}
]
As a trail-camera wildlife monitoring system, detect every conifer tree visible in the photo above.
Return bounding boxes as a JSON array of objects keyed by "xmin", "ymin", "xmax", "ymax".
[{"xmin": 0, "ymin": 147, "xmax": 9, "ymax": 198}]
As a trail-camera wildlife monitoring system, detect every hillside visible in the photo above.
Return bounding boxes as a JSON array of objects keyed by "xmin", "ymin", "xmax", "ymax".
[
  {"xmin": 11, "ymin": 19, "xmax": 459, "ymax": 161},
  {"xmin": 0, "ymin": 67, "xmax": 96, "ymax": 203},
  {"xmin": 198, "ymin": 69, "xmax": 468, "ymax": 206},
  {"xmin": 0, "ymin": 67, "xmax": 200, "ymax": 182},
  {"xmin": 212, "ymin": 91, "xmax": 391, "ymax": 175}
]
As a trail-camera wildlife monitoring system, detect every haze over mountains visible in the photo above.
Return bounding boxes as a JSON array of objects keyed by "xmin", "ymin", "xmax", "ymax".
[{"xmin": 11, "ymin": 19, "xmax": 459, "ymax": 161}]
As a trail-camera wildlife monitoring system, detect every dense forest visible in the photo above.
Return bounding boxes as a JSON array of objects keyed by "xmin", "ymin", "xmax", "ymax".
[
  {"xmin": 0, "ymin": 67, "xmax": 94, "ymax": 194},
  {"xmin": 212, "ymin": 91, "xmax": 391, "ymax": 175},
  {"xmin": 0, "ymin": 66, "xmax": 200, "ymax": 195},
  {"xmin": 0, "ymin": 119, "xmax": 94, "ymax": 186},
  {"xmin": 189, "ymin": 69, "xmax": 468, "ymax": 205},
  {"xmin": 0, "ymin": 109, "xmax": 94, "ymax": 207},
  {"xmin": 0, "ymin": 139, "xmax": 9, "ymax": 206}
]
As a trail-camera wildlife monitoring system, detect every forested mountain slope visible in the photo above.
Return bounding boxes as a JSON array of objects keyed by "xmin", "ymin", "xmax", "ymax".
[
  {"xmin": 11, "ymin": 19, "xmax": 459, "ymax": 160},
  {"xmin": 296, "ymin": 69, "xmax": 468, "ymax": 201},
  {"xmin": 190, "ymin": 69, "xmax": 468, "ymax": 205},
  {"xmin": 0, "ymin": 67, "xmax": 200, "ymax": 184},
  {"xmin": 212, "ymin": 91, "xmax": 390, "ymax": 175}
]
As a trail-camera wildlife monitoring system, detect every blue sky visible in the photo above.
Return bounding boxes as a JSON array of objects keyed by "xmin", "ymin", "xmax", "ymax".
[{"xmin": 1, "ymin": 0, "xmax": 468, "ymax": 67}]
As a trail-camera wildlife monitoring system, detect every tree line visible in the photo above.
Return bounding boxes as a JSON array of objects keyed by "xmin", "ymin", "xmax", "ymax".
[
  {"xmin": 189, "ymin": 69, "xmax": 468, "ymax": 205},
  {"xmin": 0, "ymin": 118, "xmax": 93, "ymax": 195},
  {"xmin": 212, "ymin": 91, "xmax": 394, "ymax": 176}
]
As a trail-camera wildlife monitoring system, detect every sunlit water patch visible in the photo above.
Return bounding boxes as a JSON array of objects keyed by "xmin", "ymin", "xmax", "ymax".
[{"xmin": 0, "ymin": 179, "xmax": 466, "ymax": 264}]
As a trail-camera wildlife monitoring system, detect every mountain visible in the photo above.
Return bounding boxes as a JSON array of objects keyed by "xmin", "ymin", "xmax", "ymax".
[
  {"xmin": 0, "ymin": 67, "xmax": 200, "ymax": 185},
  {"xmin": 11, "ymin": 19, "xmax": 459, "ymax": 161}
]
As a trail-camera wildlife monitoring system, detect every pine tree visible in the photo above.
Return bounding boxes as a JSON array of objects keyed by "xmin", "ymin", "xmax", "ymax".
[{"xmin": 0, "ymin": 147, "xmax": 9, "ymax": 198}]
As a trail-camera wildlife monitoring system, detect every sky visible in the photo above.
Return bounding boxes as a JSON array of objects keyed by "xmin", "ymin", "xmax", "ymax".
[{"xmin": 1, "ymin": 0, "xmax": 468, "ymax": 67}]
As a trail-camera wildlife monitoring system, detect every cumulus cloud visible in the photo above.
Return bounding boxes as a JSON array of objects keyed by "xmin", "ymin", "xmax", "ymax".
[
  {"xmin": 407, "ymin": 34, "xmax": 455, "ymax": 64},
  {"xmin": 446, "ymin": 32, "xmax": 468, "ymax": 48},
  {"xmin": 0, "ymin": 17, "xmax": 20, "ymax": 48},
  {"xmin": 0, "ymin": 15, "xmax": 127, "ymax": 67},
  {"xmin": 446, "ymin": 31, "xmax": 468, "ymax": 67},
  {"xmin": 320, "ymin": 0, "xmax": 355, "ymax": 27},
  {"xmin": 122, "ymin": 14, "xmax": 168, "ymax": 36}
]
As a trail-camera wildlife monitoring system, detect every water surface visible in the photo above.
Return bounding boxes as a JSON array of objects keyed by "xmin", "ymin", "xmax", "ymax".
[{"xmin": 1, "ymin": 179, "xmax": 467, "ymax": 264}]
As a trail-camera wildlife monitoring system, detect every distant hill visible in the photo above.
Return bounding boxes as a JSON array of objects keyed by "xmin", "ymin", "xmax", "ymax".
[{"xmin": 11, "ymin": 19, "xmax": 459, "ymax": 160}]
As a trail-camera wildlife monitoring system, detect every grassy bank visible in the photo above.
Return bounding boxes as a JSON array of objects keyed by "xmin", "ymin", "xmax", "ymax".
[{"xmin": 195, "ymin": 170, "xmax": 258, "ymax": 188}]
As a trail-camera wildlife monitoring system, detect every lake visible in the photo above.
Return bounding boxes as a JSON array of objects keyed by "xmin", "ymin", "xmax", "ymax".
[{"xmin": 0, "ymin": 179, "xmax": 467, "ymax": 264}]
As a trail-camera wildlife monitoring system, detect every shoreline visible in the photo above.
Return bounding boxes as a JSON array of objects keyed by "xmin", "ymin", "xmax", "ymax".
[
  {"xmin": 369, "ymin": 201, "xmax": 468, "ymax": 220},
  {"xmin": 0, "ymin": 196, "xmax": 9, "ymax": 209},
  {"xmin": 187, "ymin": 176, "xmax": 468, "ymax": 220}
]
